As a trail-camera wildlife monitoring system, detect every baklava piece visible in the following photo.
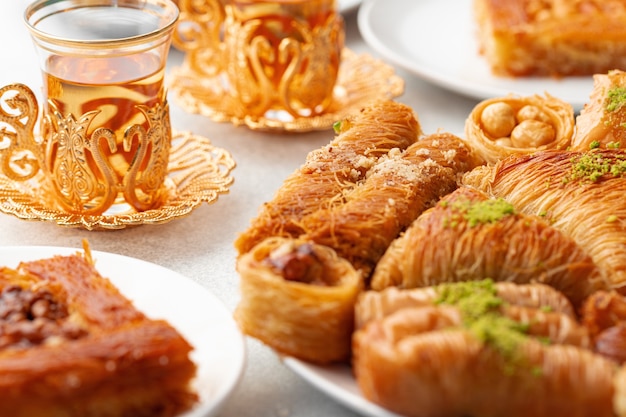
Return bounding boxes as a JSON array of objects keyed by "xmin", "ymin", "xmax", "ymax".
[
  {"xmin": 474, "ymin": 0, "xmax": 626, "ymax": 77},
  {"xmin": 353, "ymin": 280, "xmax": 616, "ymax": 417},
  {"xmin": 0, "ymin": 249, "xmax": 198, "ymax": 417},
  {"xmin": 463, "ymin": 149, "xmax": 626, "ymax": 293},
  {"xmin": 371, "ymin": 187, "xmax": 606, "ymax": 309},
  {"xmin": 573, "ymin": 70, "xmax": 626, "ymax": 151},
  {"xmin": 464, "ymin": 93, "xmax": 574, "ymax": 164},
  {"xmin": 235, "ymin": 237, "xmax": 362, "ymax": 364}
]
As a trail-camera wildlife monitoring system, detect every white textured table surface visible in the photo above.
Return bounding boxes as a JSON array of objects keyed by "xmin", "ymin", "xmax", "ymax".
[{"xmin": 0, "ymin": 2, "xmax": 477, "ymax": 416}]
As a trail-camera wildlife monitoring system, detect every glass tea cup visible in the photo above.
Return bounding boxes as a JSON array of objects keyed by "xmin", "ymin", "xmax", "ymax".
[
  {"xmin": 23, "ymin": 0, "xmax": 179, "ymax": 215},
  {"xmin": 174, "ymin": 0, "xmax": 344, "ymax": 120}
]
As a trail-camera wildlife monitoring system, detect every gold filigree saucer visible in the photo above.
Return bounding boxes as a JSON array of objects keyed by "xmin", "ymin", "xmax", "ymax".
[
  {"xmin": 168, "ymin": 49, "xmax": 405, "ymax": 132},
  {"xmin": 0, "ymin": 131, "xmax": 236, "ymax": 230}
]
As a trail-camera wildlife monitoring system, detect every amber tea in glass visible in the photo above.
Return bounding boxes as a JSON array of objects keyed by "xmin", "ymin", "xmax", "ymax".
[{"xmin": 24, "ymin": 0, "xmax": 179, "ymax": 215}]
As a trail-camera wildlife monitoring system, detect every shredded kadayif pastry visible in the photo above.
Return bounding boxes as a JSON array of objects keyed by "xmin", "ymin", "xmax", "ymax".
[
  {"xmin": 371, "ymin": 186, "xmax": 606, "ymax": 308},
  {"xmin": 464, "ymin": 93, "xmax": 574, "ymax": 164},
  {"xmin": 572, "ymin": 70, "xmax": 626, "ymax": 151},
  {"xmin": 353, "ymin": 280, "xmax": 617, "ymax": 417},
  {"xmin": 235, "ymin": 237, "xmax": 361, "ymax": 364},
  {"xmin": 581, "ymin": 290, "xmax": 626, "ymax": 364},
  {"xmin": 234, "ymin": 99, "xmax": 422, "ymax": 255},
  {"xmin": 464, "ymin": 149, "xmax": 626, "ymax": 292},
  {"xmin": 233, "ymin": 102, "xmax": 481, "ymax": 364},
  {"xmin": 300, "ymin": 132, "xmax": 478, "ymax": 280}
]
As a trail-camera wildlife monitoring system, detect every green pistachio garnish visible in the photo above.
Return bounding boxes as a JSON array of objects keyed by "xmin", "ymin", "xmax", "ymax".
[
  {"xmin": 332, "ymin": 120, "xmax": 343, "ymax": 134},
  {"xmin": 445, "ymin": 198, "xmax": 516, "ymax": 227},
  {"xmin": 606, "ymin": 87, "xmax": 626, "ymax": 112},
  {"xmin": 569, "ymin": 152, "xmax": 626, "ymax": 182},
  {"xmin": 608, "ymin": 141, "xmax": 621, "ymax": 149},
  {"xmin": 435, "ymin": 279, "xmax": 532, "ymax": 366}
]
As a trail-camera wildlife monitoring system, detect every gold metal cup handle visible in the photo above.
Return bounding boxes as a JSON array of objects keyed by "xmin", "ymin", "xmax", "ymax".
[
  {"xmin": 173, "ymin": 0, "xmax": 226, "ymax": 79},
  {"xmin": 0, "ymin": 83, "xmax": 172, "ymax": 216},
  {"xmin": 173, "ymin": 0, "xmax": 344, "ymax": 119}
]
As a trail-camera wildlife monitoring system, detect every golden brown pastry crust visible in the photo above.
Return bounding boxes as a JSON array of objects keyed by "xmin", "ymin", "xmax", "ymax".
[
  {"xmin": 353, "ymin": 282, "xmax": 617, "ymax": 417},
  {"xmin": 234, "ymin": 99, "xmax": 422, "ymax": 255},
  {"xmin": 463, "ymin": 149, "xmax": 626, "ymax": 292},
  {"xmin": 370, "ymin": 186, "xmax": 606, "ymax": 308},
  {"xmin": 474, "ymin": 0, "xmax": 626, "ymax": 77},
  {"xmin": 0, "ymin": 251, "xmax": 198, "ymax": 417},
  {"xmin": 356, "ymin": 282, "xmax": 578, "ymax": 330},
  {"xmin": 234, "ymin": 237, "xmax": 362, "ymax": 364},
  {"xmin": 300, "ymin": 132, "xmax": 478, "ymax": 279},
  {"xmin": 614, "ymin": 362, "xmax": 626, "ymax": 416},
  {"xmin": 572, "ymin": 70, "xmax": 626, "ymax": 151},
  {"xmin": 464, "ymin": 94, "xmax": 574, "ymax": 165},
  {"xmin": 581, "ymin": 290, "xmax": 626, "ymax": 364}
]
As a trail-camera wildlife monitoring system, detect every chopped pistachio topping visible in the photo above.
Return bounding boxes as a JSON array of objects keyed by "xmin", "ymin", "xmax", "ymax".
[
  {"xmin": 435, "ymin": 279, "xmax": 531, "ymax": 362},
  {"xmin": 569, "ymin": 152, "xmax": 626, "ymax": 182},
  {"xmin": 444, "ymin": 198, "xmax": 516, "ymax": 227},
  {"xmin": 332, "ymin": 120, "xmax": 343, "ymax": 134},
  {"xmin": 608, "ymin": 141, "xmax": 621, "ymax": 149},
  {"xmin": 606, "ymin": 87, "xmax": 626, "ymax": 112}
]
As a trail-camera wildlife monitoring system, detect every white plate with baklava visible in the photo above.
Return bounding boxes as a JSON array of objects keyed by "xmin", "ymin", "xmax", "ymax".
[
  {"xmin": 0, "ymin": 246, "xmax": 245, "ymax": 417},
  {"xmin": 357, "ymin": 0, "xmax": 594, "ymax": 111}
]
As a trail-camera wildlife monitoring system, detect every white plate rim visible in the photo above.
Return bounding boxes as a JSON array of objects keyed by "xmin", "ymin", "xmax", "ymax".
[
  {"xmin": 357, "ymin": 0, "xmax": 594, "ymax": 111},
  {"xmin": 0, "ymin": 246, "xmax": 245, "ymax": 417},
  {"xmin": 340, "ymin": 0, "xmax": 361, "ymax": 13},
  {"xmin": 283, "ymin": 357, "xmax": 402, "ymax": 417}
]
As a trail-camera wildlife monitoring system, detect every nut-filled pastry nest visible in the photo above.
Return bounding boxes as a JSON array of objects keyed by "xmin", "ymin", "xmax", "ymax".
[
  {"xmin": 464, "ymin": 93, "xmax": 574, "ymax": 164},
  {"xmin": 234, "ymin": 84, "xmax": 626, "ymax": 417}
]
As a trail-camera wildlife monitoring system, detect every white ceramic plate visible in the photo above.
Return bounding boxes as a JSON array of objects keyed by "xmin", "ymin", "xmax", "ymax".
[
  {"xmin": 357, "ymin": 0, "xmax": 594, "ymax": 111},
  {"xmin": 340, "ymin": 0, "xmax": 361, "ymax": 13},
  {"xmin": 0, "ymin": 246, "xmax": 245, "ymax": 417},
  {"xmin": 283, "ymin": 358, "xmax": 402, "ymax": 417}
]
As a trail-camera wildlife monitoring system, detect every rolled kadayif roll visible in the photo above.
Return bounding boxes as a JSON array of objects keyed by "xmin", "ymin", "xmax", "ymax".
[
  {"xmin": 234, "ymin": 99, "xmax": 422, "ymax": 256},
  {"xmin": 234, "ymin": 237, "xmax": 362, "ymax": 364},
  {"xmin": 353, "ymin": 280, "xmax": 616, "ymax": 417}
]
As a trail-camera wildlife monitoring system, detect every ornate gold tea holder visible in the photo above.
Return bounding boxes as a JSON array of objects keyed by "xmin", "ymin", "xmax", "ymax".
[
  {"xmin": 169, "ymin": 48, "xmax": 405, "ymax": 132},
  {"xmin": 0, "ymin": 84, "xmax": 236, "ymax": 230}
]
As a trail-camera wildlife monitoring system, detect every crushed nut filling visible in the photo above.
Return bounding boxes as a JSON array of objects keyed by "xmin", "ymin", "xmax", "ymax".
[{"xmin": 0, "ymin": 285, "xmax": 87, "ymax": 349}]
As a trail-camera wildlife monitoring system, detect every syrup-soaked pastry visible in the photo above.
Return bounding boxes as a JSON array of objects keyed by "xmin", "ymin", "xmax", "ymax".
[
  {"xmin": 353, "ymin": 280, "xmax": 617, "ymax": 417},
  {"xmin": 300, "ymin": 132, "xmax": 478, "ymax": 280},
  {"xmin": 581, "ymin": 290, "xmax": 626, "ymax": 364},
  {"xmin": 234, "ymin": 237, "xmax": 362, "ymax": 364},
  {"xmin": 572, "ymin": 70, "xmax": 626, "ymax": 151},
  {"xmin": 464, "ymin": 94, "xmax": 574, "ymax": 165},
  {"xmin": 0, "ymin": 246, "xmax": 198, "ymax": 417},
  {"xmin": 234, "ymin": 99, "xmax": 422, "ymax": 255},
  {"xmin": 356, "ymin": 281, "xmax": 578, "ymax": 330},
  {"xmin": 614, "ymin": 361, "xmax": 626, "ymax": 416},
  {"xmin": 464, "ymin": 149, "xmax": 626, "ymax": 292},
  {"xmin": 370, "ymin": 186, "xmax": 606, "ymax": 308},
  {"xmin": 474, "ymin": 0, "xmax": 626, "ymax": 77}
]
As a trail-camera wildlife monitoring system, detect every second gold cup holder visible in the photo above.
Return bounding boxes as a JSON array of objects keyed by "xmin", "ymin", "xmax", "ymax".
[{"xmin": 168, "ymin": 49, "xmax": 405, "ymax": 132}]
